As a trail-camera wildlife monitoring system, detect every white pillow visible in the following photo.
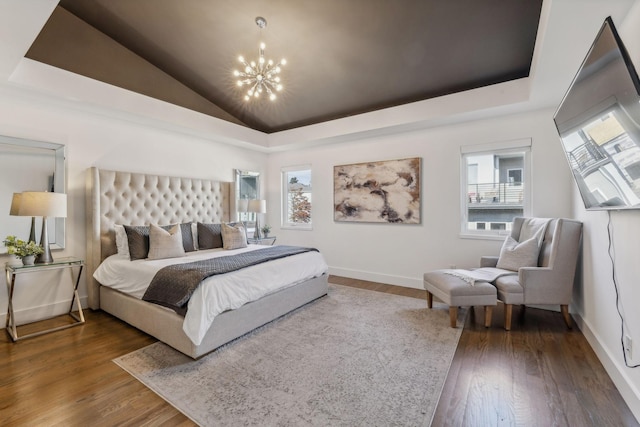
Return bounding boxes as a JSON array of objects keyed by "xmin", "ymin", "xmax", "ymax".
[
  {"xmin": 221, "ymin": 222, "xmax": 248, "ymax": 250},
  {"xmin": 147, "ymin": 224, "xmax": 186, "ymax": 260},
  {"xmin": 114, "ymin": 224, "xmax": 130, "ymax": 258},
  {"xmin": 496, "ymin": 235, "xmax": 540, "ymax": 271}
]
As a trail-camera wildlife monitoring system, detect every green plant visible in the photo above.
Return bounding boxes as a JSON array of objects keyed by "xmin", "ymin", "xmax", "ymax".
[
  {"xmin": 261, "ymin": 224, "xmax": 272, "ymax": 234},
  {"xmin": 3, "ymin": 236, "xmax": 44, "ymax": 258}
]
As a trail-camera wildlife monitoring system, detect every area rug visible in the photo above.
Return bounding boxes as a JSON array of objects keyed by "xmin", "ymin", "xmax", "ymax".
[{"xmin": 114, "ymin": 284, "xmax": 465, "ymax": 426}]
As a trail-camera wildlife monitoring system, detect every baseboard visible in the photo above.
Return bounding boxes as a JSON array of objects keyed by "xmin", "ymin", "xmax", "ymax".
[
  {"xmin": 0, "ymin": 295, "xmax": 89, "ymax": 328},
  {"xmin": 573, "ymin": 313, "xmax": 640, "ymax": 422},
  {"xmin": 328, "ymin": 266, "xmax": 423, "ymax": 289}
]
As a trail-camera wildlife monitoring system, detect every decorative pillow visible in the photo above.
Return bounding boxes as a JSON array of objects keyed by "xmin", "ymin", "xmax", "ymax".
[
  {"xmin": 221, "ymin": 222, "xmax": 248, "ymax": 250},
  {"xmin": 179, "ymin": 222, "xmax": 197, "ymax": 252},
  {"xmin": 114, "ymin": 224, "xmax": 130, "ymax": 258},
  {"xmin": 124, "ymin": 225, "xmax": 154, "ymax": 260},
  {"xmin": 197, "ymin": 222, "xmax": 223, "ymax": 249},
  {"xmin": 124, "ymin": 223, "xmax": 195, "ymax": 259},
  {"xmin": 496, "ymin": 236, "xmax": 540, "ymax": 271},
  {"xmin": 148, "ymin": 224, "xmax": 186, "ymax": 260}
]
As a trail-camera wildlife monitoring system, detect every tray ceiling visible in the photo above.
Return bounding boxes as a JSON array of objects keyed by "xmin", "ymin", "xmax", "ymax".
[{"xmin": 26, "ymin": 0, "xmax": 543, "ymax": 133}]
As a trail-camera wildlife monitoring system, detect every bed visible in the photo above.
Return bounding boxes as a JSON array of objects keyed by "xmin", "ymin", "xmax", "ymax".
[{"xmin": 85, "ymin": 167, "xmax": 328, "ymax": 359}]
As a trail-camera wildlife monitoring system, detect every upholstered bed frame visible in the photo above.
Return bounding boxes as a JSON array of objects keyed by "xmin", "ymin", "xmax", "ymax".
[{"xmin": 86, "ymin": 167, "xmax": 328, "ymax": 358}]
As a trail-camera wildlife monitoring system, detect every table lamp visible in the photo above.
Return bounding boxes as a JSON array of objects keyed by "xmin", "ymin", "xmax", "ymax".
[
  {"xmin": 18, "ymin": 191, "xmax": 67, "ymax": 264},
  {"xmin": 237, "ymin": 198, "xmax": 248, "ymax": 219},
  {"xmin": 247, "ymin": 199, "xmax": 266, "ymax": 239},
  {"xmin": 9, "ymin": 192, "xmax": 36, "ymax": 243}
]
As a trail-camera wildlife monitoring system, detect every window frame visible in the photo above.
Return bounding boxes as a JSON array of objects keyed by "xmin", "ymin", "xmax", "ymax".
[
  {"xmin": 281, "ymin": 164, "xmax": 313, "ymax": 230},
  {"xmin": 460, "ymin": 139, "xmax": 532, "ymax": 240}
]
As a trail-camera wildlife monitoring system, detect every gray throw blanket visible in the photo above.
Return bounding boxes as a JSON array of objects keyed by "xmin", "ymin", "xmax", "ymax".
[{"xmin": 142, "ymin": 245, "xmax": 319, "ymax": 315}]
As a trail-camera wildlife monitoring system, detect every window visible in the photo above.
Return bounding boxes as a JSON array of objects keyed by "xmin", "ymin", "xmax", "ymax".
[
  {"xmin": 282, "ymin": 165, "xmax": 312, "ymax": 229},
  {"xmin": 461, "ymin": 139, "xmax": 531, "ymax": 238}
]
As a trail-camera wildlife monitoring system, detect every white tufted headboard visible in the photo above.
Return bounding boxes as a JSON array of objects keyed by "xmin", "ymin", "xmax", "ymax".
[{"xmin": 86, "ymin": 167, "xmax": 232, "ymax": 309}]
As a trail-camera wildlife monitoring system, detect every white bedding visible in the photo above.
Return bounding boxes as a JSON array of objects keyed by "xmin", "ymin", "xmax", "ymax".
[{"xmin": 93, "ymin": 245, "xmax": 328, "ymax": 345}]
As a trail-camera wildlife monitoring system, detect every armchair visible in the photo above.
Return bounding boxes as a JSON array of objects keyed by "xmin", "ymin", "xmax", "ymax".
[{"xmin": 482, "ymin": 217, "xmax": 583, "ymax": 330}]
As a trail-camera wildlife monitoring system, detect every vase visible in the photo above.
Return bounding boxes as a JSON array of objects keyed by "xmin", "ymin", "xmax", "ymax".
[{"xmin": 22, "ymin": 255, "xmax": 35, "ymax": 266}]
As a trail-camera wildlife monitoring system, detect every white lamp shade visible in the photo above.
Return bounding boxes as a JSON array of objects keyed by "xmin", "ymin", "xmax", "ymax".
[
  {"xmin": 237, "ymin": 199, "xmax": 249, "ymax": 212},
  {"xmin": 18, "ymin": 192, "xmax": 67, "ymax": 218},
  {"xmin": 247, "ymin": 199, "xmax": 266, "ymax": 214},
  {"xmin": 9, "ymin": 193, "xmax": 22, "ymax": 216}
]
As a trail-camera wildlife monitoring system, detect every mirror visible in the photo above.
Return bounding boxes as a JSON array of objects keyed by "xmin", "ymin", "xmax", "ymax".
[
  {"xmin": 0, "ymin": 135, "xmax": 66, "ymax": 254},
  {"xmin": 235, "ymin": 169, "xmax": 260, "ymax": 223}
]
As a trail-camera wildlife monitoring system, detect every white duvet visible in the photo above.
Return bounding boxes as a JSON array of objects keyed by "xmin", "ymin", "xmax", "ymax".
[{"xmin": 93, "ymin": 245, "xmax": 328, "ymax": 345}]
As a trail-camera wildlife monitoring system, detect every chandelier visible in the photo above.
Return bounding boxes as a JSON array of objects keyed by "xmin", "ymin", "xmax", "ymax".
[{"xmin": 233, "ymin": 17, "xmax": 286, "ymax": 102}]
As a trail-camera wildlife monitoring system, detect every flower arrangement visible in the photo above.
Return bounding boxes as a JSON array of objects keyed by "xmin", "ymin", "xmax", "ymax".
[
  {"xmin": 261, "ymin": 224, "xmax": 272, "ymax": 236},
  {"xmin": 3, "ymin": 235, "xmax": 44, "ymax": 258}
]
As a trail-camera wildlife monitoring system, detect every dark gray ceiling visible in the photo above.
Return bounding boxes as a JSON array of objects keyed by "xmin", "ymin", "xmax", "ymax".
[{"xmin": 27, "ymin": 0, "xmax": 542, "ymax": 133}]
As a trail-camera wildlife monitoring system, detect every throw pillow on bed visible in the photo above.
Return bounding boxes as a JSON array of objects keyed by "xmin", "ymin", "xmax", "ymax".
[
  {"xmin": 221, "ymin": 222, "xmax": 248, "ymax": 250},
  {"xmin": 114, "ymin": 224, "xmax": 130, "ymax": 258},
  {"xmin": 178, "ymin": 222, "xmax": 197, "ymax": 253},
  {"xmin": 124, "ymin": 225, "xmax": 154, "ymax": 260},
  {"xmin": 123, "ymin": 223, "xmax": 196, "ymax": 260},
  {"xmin": 197, "ymin": 222, "xmax": 223, "ymax": 249},
  {"xmin": 148, "ymin": 224, "xmax": 186, "ymax": 260}
]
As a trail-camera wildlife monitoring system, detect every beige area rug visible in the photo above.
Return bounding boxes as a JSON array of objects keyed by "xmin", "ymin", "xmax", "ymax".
[{"xmin": 113, "ymin": 284, "xmax": 465, "ymax": 426}]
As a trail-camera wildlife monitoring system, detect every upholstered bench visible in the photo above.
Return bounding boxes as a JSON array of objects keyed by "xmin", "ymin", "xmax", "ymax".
[{"xmin": 423, "ymin": 270, "xmax": 497, "ymax": 328}]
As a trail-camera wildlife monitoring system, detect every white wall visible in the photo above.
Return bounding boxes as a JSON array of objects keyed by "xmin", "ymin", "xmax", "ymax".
[
  {"xmin": 266, "ymin": 108, "xmax": 573, "ymax": 288},
  {"xmin": 572, "ymin": 1, "xmax": 640, "ymax": 420},
  {"xmin": 1, "ymin": 0, "xmax": 639, "ymax": 420},
  {"xmin": 0, "ymin": 89, "xmax": 266, "ymax": 325}
]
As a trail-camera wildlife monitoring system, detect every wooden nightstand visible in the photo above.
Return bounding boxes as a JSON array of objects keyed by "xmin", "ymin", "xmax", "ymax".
[
  {"xmin": 5, "ymin": 256, "xmax": 85, "ymax": 341},
  {"xmin": 247, "ymin": 236, "xmax": 277, "ymax": 246}
]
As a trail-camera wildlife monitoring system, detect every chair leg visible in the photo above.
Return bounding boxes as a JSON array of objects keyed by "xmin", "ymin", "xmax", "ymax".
[
  {"xmin": 449, "ymin": 306, "xmax": 457, "ymax": 328},
  {"xmin": 426, "ymin": 291, "xmax": 433, "ymax": 309},
  {"xmin": 561, "ymin": 305, "xmax": 572, "ymax": 329},
  {"xmin": 484, "ymin": 306, "xmax": 493, "ymax": 328},
  {"xmin": 504, "ymin": 304, "xmax": 513, "ymax": 331}
]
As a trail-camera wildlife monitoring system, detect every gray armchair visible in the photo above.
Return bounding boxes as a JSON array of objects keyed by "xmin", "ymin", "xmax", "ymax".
[{"xmin": 481, "ymin": 217, "xmax": 583, "ymax": 330}]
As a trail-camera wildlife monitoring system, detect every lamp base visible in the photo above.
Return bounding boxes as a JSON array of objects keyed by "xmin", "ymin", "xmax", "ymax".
[
  {"xmin": 29, "ymin": 216, "xmax": 36, "ymax": 243},
  {"xmin": 35, "ymin": 217, "xmax": 53, "ymax": 264},
  {"xmin": 254, "ymin": 217, "xmax": 262, "ymax": 240}
]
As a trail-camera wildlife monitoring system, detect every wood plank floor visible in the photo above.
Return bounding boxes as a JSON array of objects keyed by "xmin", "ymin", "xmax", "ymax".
[{"xmin": 0, "ymin": 276, "xmax": 637, "ymax": 426}]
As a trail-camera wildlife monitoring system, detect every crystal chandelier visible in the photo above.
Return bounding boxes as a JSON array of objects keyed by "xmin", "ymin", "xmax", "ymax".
[{"xmin": 233, "ymin": 17, "xmax": 286, "ymax": 102}]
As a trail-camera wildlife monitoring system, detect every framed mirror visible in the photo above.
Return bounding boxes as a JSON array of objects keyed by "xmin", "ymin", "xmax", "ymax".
[
  {"xmin": 235, "ymin": 169, "xmax": 260, "ymax": 224},
  {"xmin": 0, "ymin": 135, "xmax": 66, "ymax": 254}
]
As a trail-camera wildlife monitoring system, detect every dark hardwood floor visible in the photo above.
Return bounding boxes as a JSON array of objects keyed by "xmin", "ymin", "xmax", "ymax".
[{"xmin": 0, "ymin": 276, "xmax": 637, "ymax": 426}]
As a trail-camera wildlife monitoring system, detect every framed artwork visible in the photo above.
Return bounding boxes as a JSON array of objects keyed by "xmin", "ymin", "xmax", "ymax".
[{"xmin": 334, "ymin": 157, "xmax": 421, "ymax": 223}]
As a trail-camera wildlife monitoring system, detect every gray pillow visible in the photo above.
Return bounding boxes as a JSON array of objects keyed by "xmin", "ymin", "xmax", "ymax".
[
  {"xmin": 125, "ymin": 223, "xmax": 194, "ymax": 260},
  {"xmin": 179, "ymin": 222, "xmax": 197, "ymax": 252},
  {"xmin": 124, "ymin": 225, "xmax": 155, "ymax": 260},
  {"xmin": 496, "ymin": 235, "xmax": 540, "ymax": 271},
  {"xmin": 197, "ymin": 223, "xmax": 223, "ymax": 249}
]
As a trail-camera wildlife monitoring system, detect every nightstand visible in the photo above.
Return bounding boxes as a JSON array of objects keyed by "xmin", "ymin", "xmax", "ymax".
[
  {"xmin": 5, "ymin": 256, "xmax": 85, "ymax": 341},
  {"xmin": 247, "ymin": 236, "xmax": 277, "ymax": 246}
]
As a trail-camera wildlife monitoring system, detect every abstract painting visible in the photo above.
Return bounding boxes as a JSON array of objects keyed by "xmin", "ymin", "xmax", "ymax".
[{"xmin": 334, "ymin": 157, "xmax": 421, "ymax": 223}]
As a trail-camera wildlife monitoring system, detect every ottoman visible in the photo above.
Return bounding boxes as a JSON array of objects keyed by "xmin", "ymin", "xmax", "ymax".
[{"xmin": 423, "ymin": 270, "xmax": 497, "ymax": 328}]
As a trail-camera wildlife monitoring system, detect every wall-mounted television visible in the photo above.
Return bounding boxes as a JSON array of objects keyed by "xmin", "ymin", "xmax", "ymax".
[{"xmin": 553, "ymin": 17, "xmax": 640, "ymax": 210}]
